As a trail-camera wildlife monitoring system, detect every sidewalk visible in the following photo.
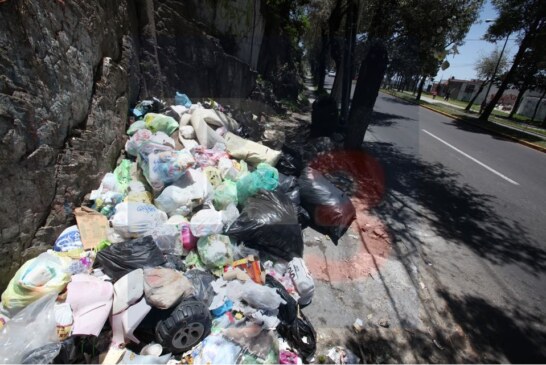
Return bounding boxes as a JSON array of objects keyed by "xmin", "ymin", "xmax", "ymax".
[{"xmin": 419, "ymin": 95, "xmax": 546, "ymax": 139}]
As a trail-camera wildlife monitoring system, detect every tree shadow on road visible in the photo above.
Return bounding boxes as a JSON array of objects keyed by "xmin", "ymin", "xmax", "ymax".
[
  {"xmin": 365, "ymin": 141, "xmax": 546, "ymax": 275},
  {"xmin": 371, "ymin": 111, "xmax": 415, "ymax": 127},
  {"xmin": 439, "ymin": 290, "xmax": 546, "ymax": 363},
  {"xmin": 379, "ymin": 93, "xmax": 419, "ymax": 106}
]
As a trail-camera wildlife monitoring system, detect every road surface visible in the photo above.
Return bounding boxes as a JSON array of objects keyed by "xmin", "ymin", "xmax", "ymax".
[{"xmin": 364, "ymin": 92, "xmax": 546, "ymax": 362}]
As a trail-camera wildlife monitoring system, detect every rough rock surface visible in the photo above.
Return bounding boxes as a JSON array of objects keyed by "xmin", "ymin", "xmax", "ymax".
[{"xmin": 0, "ymin": 0, "xmax": 258, "ymax": 289}]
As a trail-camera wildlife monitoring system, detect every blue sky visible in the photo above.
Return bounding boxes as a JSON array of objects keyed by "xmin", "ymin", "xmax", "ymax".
[{"xmin": 435, "ymin": 0, "xmax": 518, "ymax": 81}]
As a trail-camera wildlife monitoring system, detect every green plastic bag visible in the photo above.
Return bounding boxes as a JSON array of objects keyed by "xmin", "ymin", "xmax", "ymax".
[
  {"xmin": 144, "ymin": 113, "xmax": 179, "ymax": 135},
  {"xmin": 127, "ymin": 120, "xmax": 146, "ymax": 136},
  {"xmin": 213, "ymin": 180, "xmax": 238, "ymax": 210},
  {"xmin": 114, "ymin": 159, "xmax": 133, "ymax": 195},
  {"xmin": 236, "ymin": 163, "xmax": 279, "ymax": 204}
]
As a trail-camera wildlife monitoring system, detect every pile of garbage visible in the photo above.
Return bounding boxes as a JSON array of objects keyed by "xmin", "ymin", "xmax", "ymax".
[{"xmin": 0, "ymin": 92, "xmax": 356, "ymax": 364}]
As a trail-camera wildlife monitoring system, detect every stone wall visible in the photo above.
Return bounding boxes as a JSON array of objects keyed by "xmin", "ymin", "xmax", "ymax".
[{"xmin": 0, "ymin": 0, "xmax": 258, "ymax": 289}]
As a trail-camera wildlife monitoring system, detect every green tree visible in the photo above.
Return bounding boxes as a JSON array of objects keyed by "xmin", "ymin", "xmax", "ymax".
[
  {"xmin": 464, "ymin": 48, "xmax": 509, "ymax": 111},
  {"xmin": 344, "ymin": 0, "xmax": 483, "ymax": 148},
  {"xmin": 479, "ymin": 0, "xmax": 546, "ymax": 121}
]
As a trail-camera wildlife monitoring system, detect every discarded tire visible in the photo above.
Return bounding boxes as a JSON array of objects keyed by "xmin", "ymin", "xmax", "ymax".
[{"xmin": 155, "ymin": 299, "xmax": 211, "ymax": 354}]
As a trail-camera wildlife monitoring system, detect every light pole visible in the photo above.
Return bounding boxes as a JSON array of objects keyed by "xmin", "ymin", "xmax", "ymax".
[{"xmin": 481, "ymin": 19, "xmax": 510, "ymax": 113}]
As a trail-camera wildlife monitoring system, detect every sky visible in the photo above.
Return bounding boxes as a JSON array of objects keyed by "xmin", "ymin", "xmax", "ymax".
[{"xmin": 434, "ymin": 0, "xmax": 518, "ymax": 82}]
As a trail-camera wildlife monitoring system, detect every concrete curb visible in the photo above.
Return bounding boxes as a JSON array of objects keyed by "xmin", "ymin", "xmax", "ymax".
[{"xmin": 381, "ymin": 90, "xmax": 546, "ymax": 154}]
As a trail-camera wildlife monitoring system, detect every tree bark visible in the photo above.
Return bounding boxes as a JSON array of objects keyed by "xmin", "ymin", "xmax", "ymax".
[
  {"xmin": 509, "ymin": 86, "xmax": 527, "ymax": 119},
  {"xmin": 531, "ymin": 88, "xmax": 546, "ymax": 122},
  {"xmin": 340, "ymin": 0, "xmax": 357, "ymax": 123},
  {"xmin": 331, "ymin": 60, "xmax": 344, "ymax": 103},
  {"xmin": 480, "ymin": 20, "xmax": 539, "ymax": 121},
  {"xmin": 415, "ymin": 75, "xmax": 426, "ymax": 101},
  {"xmin": 465, "ymin": 80, "xmax": 487, "ymax": 112},
  {"xmin": 344, "ymin": 40, "xmax": 388, "ymax": 149},
  {"xmin": 316, "ymin": 28, "xmax": 329, "ymax": 92}
]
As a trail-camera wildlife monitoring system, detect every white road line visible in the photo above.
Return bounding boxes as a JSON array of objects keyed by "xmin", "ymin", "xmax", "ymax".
[{"xmin": 422, "ymin": 129, "xmax": 520, "ymax": 186}]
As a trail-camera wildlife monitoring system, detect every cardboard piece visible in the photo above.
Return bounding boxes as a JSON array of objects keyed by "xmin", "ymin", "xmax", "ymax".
[{"xmin": 75, "ymin": 207, "xmax": 109, "ymax": 250}]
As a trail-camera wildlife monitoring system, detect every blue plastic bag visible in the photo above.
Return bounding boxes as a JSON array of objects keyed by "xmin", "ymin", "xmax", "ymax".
[{"xmin": 175, "ymin": 92, "xmax": 192, "ymax": 108}]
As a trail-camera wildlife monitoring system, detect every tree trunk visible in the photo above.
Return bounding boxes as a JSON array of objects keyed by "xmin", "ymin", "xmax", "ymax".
[
  {"xmin": 531, "ymin": 89, "xmax": 546, "ymax": 122},
  {"xmin": 331, "ymin": 60, "xmax": 344, "ymax": 103},
  {"xmin": 316, "ymin": 29, "xmax": 329, "ymax": 92},
  {"xmin": 465, "ymin": 80, "xmax": 487, "ymax": 112},
  {"xmin": 344, "ymin": 40, "xmax": 388, "ymax": 149},
  {"xmin": 509, "ymin": 86, "xmax": 527, "ymax": 119},
  {"xmin": 340, "ymin": 0, "xmax": 357, "ymax": 124},
  {"xmin": 480, "ymin": 20, "xmax": 538, "ymax": 121},
  {"xmin": 415, "ymin": 75, "xmax": 426, "ymax": 101}
]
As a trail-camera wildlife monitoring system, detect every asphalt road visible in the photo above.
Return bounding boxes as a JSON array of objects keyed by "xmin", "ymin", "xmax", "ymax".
[{"xmin": 364, "ymin": 92, "xmax": 546, "ymax": 362}]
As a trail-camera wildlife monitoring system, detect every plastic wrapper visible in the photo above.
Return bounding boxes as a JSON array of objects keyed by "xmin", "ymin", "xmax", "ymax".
[
  {"xmin": 144, "ymin": 268, "xmax": 194, "ymax": 309},
  {"xmin": 0, "ymin": 294, "xmax": 60, "ymax": 364},
  {"xmin": 197, "ymin": 234, "xmax": 234, "ymax": 269},
  {"xmin": 288, "ymin": 258, "xmax": 315, "ymax": 306},
  {"xmin": 190, "ymin": 207, "xmax": 224, "ymax": 237},
  {"xmin": 298, "ymin": 167, "xmax": 356, "ymax": 244},
  {"xmin": 143, "ymin": 113, "xmax": 179, "ymax": 135},
  {"xmin": 1, "ymin": 253, "xmax": 70, "ymax": 314},
  {"xmin": 213, "ymin": 180, "xmax": 238, "ymax": 210},
  {"xmin": 111, "ymin": 202, "xmax": 168, "ymax": 239},
  {"xmin": 277, "ymin": 311, "xmax": 317, "ymax": 361},
  {"xmin": 184, "ymin": 269, "xmax": 216, "ymax": 308},
  {"xmin": 227, "ymin": 190, "xmax": 304, "ymax": 261},
  {"xmin": 114, "ymin": 159, "xmax": 134, "ymax": 195},
  {"xmin": 236, "ymin": 163, "xmax": 279, "ymax": 204},
  {"xmin": 95, "ymin": 235, "xmax": 167, "ymax": 282}
]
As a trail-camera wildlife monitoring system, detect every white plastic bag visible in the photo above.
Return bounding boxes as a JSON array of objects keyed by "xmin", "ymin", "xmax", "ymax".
[
  {"xmin": 154, "ymin": 169, "xmax": 211, "ymax": 217},
  {"xmin": 226, "ymin": 280, "xmax": 285, "ymax": 311},
  {"xmin": 0, "ymin": 294, "xmax": 60, "ymax": 364},
  {"xmin": 111, "ymin": 202, "xmax": 168, "ymax": 239},
  {"xmin": 190, "ymin": 208, "xmax": 224, "ymax": 237}
]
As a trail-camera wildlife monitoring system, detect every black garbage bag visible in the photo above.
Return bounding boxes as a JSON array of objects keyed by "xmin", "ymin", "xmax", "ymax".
[
  {"xmin": 277, "ymin": 310, "xmax": 317, "ymax": 361},
  {"xmin": 277, "ymin": 145, "xmax": 304, "ymax": 177},
  {"xmin": 95, "ymin": 235, "xmax": 166, "ymax": 282},
  {"xmin": 265, "ymin": 275, "xmax": 297, "ymax": 324},
  {"xmin": 277, "ymin": 174, "xmax": 310, "ymax": 227},
  {"xmin": 226, "ymin": 190, "xmax": 304, "ymax": 261},
  {"xmin": 298, "ymin": 167, "xmax": 356, "ymax": 244},
  {"xmin": 184, "ymin": 269, "xmax": 216, "ymax": 308},
  {"xmin": 311, "ymin": 95, "xmax": 339, "ymax": 137}
]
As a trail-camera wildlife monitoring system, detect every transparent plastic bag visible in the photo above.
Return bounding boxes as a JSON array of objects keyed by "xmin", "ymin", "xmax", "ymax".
[
  {"xmin": 0, "ymin": 294, "xmax": 60, "ymax": 364},
  {"xmin": 197, "ymin": 234, "xmax": 234, "ymax": 269},
  {"xmin": 110, "ymin": 202, "xmax": 168, "ymax": 239}
]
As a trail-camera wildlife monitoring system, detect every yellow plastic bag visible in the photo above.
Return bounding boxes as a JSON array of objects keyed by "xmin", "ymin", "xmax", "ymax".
[{"xmin": 1, "ymin": 253, "xmax": 71, "ymax": 314}]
